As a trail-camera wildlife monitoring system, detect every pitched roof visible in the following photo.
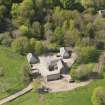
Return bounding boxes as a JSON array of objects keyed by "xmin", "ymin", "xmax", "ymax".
[
  {"xmin": 60, "ymin": 47, "xmax": 70, "ymax": 58},
  {"xmin": 27, "ymin": 53, "xmax": 39, "ymax": 64}
]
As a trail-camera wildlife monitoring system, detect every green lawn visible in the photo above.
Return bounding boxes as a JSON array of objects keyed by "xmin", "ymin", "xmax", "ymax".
[
  {"xmin": 0, "ymin": 46, "xmax": 26, "ymax": 99},
  {"xmin": 45, "ymin": 79, "xmax": 105, "ymax": 105},
  {"xmin": 7, "ymin": 91, "xmax": 40, "ymax": 105},
  {"xmin": 5, "ymin": 76, "xmax": 105, "ymax": 105}
]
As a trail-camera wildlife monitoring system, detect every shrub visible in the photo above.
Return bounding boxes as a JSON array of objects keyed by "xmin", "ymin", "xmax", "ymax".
[
  {"xmin": 48, "ymin": 43, "xmax": 60, "ymax": 52},
  {"xmin": 70, "ymin": 63, "xmax": 95, "ymax": 80},
  {"xmin": 29, "ymin": 38, "xmax": 36, "ymax": 52},
  {"xmin": 0, "ymin": 67, "xmax": 4, "ymax": 77},
  {"xmin": 19, "ymin": 25, "xmax": 30, "ymax": 37},
  {"xmin": 76, "ymin": 46, "xmax": 100, "ymax": 64},
  {"xmin": 92, "ymin": 87, "xmax": 105, "ymax": 105},
  {"xmin": 21, "ymin": 64, "xmax": 32, "ymax": 85},
  {"xmin": 0, "ymin": 32, "xmax": 12, "ymax": 47},
  {"xmin": 11, "ymin": 36, "xmax": 30, "ymax": 55},
  {"xmin": 35, "ymin": 41, "xmax": 44, "ymax": 55}
]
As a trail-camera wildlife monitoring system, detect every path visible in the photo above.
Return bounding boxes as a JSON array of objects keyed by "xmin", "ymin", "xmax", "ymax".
[
  {"xmin": 45, "ymin": 79, "xmax": 91, "ymax": 93},
  {"xmin": 0, "ymin": 84, "xmax": 33, "ymax": 105}
]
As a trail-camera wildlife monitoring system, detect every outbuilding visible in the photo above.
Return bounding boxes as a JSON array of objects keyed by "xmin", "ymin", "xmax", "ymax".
[
  {"xmin": 98, "ymin": 10, "xmax": 105, "ymax": 17},
  {"xmin": 60, "ymin": 47, "xmax": 70, "ymax": 59},
  {"xmin": 27, "ymin": 53, "xmax": 39, "ymax": 64}
]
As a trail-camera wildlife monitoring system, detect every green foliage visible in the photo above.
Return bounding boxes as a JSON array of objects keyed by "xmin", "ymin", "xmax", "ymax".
[
  {"xmin": 81, "ymin": 0, "xmax": 94, "ymax": 8},
  {"xmin": 31, "ymin": 21, "xmax": 42, "ymax": 38},
  {"xmin": 0, "ymin": 5, "xmax": 7, "ymax": 19},
  {"xmin": 19, "ymin": 25, "xmax": 30, "ymax": 37},
  {"xmin": 0, "ymin": 32, "xmax": 12, "ymax": 47},
  {"xmin": 11, "ymin": 3, "xmax": 19, "ymax": 18},
  {"xmin": 35, "ymin": 41, "xmax": 44, "ymax": 55},
  {"xmin": 70, "ymin": 63, "xmax": 95, "ymax": 80},
  {"xmin": 92, "ymin": 87, "xmax": 105, "ymax": 105},
  {"xmin": 18, "ymin": 0, "xmax": 35, "ymax": 19},
  {"xmin": 11, "ymin": 37, "xmax": 30, "ymax": 55},
  {"xmin": 76, "ymin": 46, "xmax": 100, "ymax": 64},
  {"xmin": 48, "ymin": 43, "xmax": 60, "ymax": 52},
  {"xmin": 60, "ymin": 0, "xmax": 75, "ymax": 9},
  {"xmin": 52, "ymin": 27, "xmax": 64, "ymax": 45},
  {"xmin": 30, "ymin": 38, "xmax": 36, "ymax": 52},
  {"xmin": 21, "ymin": 64, "xmax": 32, "ymax": 85},
  {"xmin": 0, "ymin": 66, "xmax": 4, "ymax": 77}
]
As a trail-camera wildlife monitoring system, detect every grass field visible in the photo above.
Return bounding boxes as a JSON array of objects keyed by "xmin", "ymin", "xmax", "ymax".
[
  {"xmin": 5, "ymin": 76, "xmax": 105, "ymax": 105},
  {"xmin": 0, "ymin": 46, "xmax": 26, "ymax": 99},
  {"xmin": 1, "ymin": 46, "xmax": 105, "ymax": 105},
  {"xmin": 7, "ymin": 91, "xmax": 40, "ymax": 105}
]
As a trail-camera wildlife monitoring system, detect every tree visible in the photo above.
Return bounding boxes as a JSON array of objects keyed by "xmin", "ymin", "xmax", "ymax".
[
  {"xmin": 81, "ymin": 0, "xmax": 94, "ymax": 8},
  {"xmin": 0, "ymin": 5, "xmax": 7, "ymax": 19},
  {"xmin": 11, "ymin": 3, "xmax": 19, "ymax": 18},
  {"xmin": 13, "ymin": 0, "xmax": 35, "ymax": 26},
  {"xmin": 19, "ymin": 25, "xmax": 29, "ymax": 37},
  {"xmin": 0, "ymin": 66, "xmax": 4, "ymax": 77},
  {"xmin": 92, "ymin": 87, "xmax": 105, "ymax": 105},
  {"xmin": 31, "ymin": 21, "xmax": 42, "ymax": 39},
  {"xmin": 64, "ymin": 29, "xmax": 80, "ymax": 46},
  {"xmin": 44, "ymin": 22, "xmax": 54, "ymax": 42},
  {"xmin": 70, "ymin": 64, "xmax": 94, "ymax": 80},
  {"xmin": 30, "ymin": 38, "xmax": 36, "ymax": 52},
  {"xmin": 21, "ymin": 64, "xmax": 32, "ymax": 85},
  {"xmin": 86, "ymin": 23, "xmax": 95, "ymax": 39},
  {"xmin": 0, "ymin": 32, "xmax": 12, "ymax": 47},
  {"xmin": 60, "ymin": 0, "xmax": 75, "ymax": 9},
  {"xmin": 35, "ymin": 0, "xmax": 45, "ymax": 9},
  {"xmin": 76, "ymin": 46, "xmax": 99, "ymax": 64},
  {"xmin": 52, "ymin": 27, "xmax": 64, "ymax": 45},
  {"xmin": 62, "ymin": 20, "xmax": 80, "ymax": 46},
  {"xmin": 35, "ymin": 41, "xmax": 44, "ymax": 55},
  {"xmin": 19, "ymin": 0, "xmax": 35, "ymax": 19},
  {"xmin": 12, "ymin": 37, "xmax": 30, "ymax": 55}
]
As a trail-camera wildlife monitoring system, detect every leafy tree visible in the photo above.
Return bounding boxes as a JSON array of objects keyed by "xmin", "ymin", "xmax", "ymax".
[
  {"xmin": 86, "ymin": 23, "xmax": 95, "ymax": 39},
  {"xmin": 0, "ymin": 32, "xmax": 12, "ymax": 47},
  {"xmin": 11, "ymin": 37, "xmax": 30, "ymax": 55},
  {"xmin": 52, "ymin": 27, "xmax": 64, "ymax": 45},
  {"xmin": 19, "ymin": 0, "xmax": 35, "ymax": 19},
  {"xmin": 81, "ymin": 0, "xmax": 94, "ymax": 8},
  {"xmin": 35, "ymin": 41, "xmax": 44, "ymax": 55},
  {"xmin": 48, "ymin": 43, "xmax": 59, "ymax": 52},
  {"xmin": 70, "ymin": 64, "xmax": 94, "ymax": 80},
  {"xmin": 76, "ymin": 46, "xmax": 100, "ymax": 64},
  {"xmin": 11, "ymin": 3, "xmax": 19, "ymax": 18},
  {"xmin": 92, "ymin": 87, "xmax": 105, "ymax": 105},
  {"xmin": 44, "ymin": 22, "xmax": 53, "ymax": 32},
  {"xmin": 13, "ymin": 0, "xmax": 35, "ymax": 26},
  {"xmin": 60, "ymin": 0, "xmax": 75, "ymax": 9},
  {"xmin": 35, "ymin": 0, "xmax": 45, "ymax": 9},
  {"xmin": 0, "ymin": 66, "xmax": 4, "ymax": 77},
  {"xmin": 64, "ymin": 29, "xmax": 80, "ymax": 46},
  {"xmin": 30, "ymin": 38, "xmax": 36, "ymax": 52},
  {"xmin": 31, "ymin": 21, "xmax": 42, "ymax": 39},
  {"xmin": 0, "ymin": 5, "xmax": 7, "ymax": 19},
  {"xmin": 21, "ymin": 64, "xmax": 32, "ymax": 85},
  {"xmin": 45, "ymin": 30, "xmax": 54, "ymax": 42},
  {"xmin": 44, "ymin": 22, "xmax": 54, "ymax": 42},
  {"xmin": 19, "ymin": 25, "xmax": 29, "ymax": 36}
]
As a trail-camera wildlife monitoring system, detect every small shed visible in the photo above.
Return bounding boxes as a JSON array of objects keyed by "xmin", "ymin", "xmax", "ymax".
[
  {"xmin": 27, "ymin": 53, "xmax": 39, "ymax": 64},
  {"xmin": 60, "ymin": 47, "xmax": 70, "ymax": 59},
  {"xmin": 98, "ymin": 10, "xmax": 105, "ymax": 17}
]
